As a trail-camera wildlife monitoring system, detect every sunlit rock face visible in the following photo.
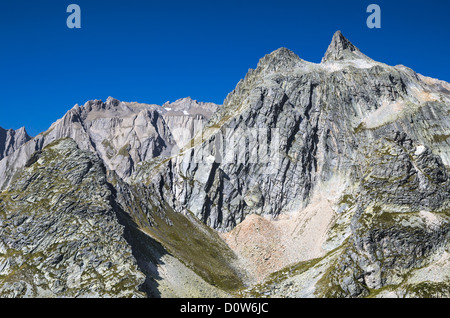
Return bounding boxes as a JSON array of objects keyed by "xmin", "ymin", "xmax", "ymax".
[{"xmin": 0, "ymin": 126, "xmax": 30, "ymax": 161}]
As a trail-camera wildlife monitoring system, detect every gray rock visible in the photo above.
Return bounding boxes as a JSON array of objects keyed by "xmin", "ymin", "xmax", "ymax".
[
  {"xmin": 0, "ymin": 138, "xmax": 146, "ymax": 297},
  {"xmin": 134, "ymin": 31, "xmax": 450, "ymax": 233},
  {"xmin": 0, "ymin": 97, "xmax": 219, "ymax": 189},
  {"xmin": 0, "ymin": 126, "xmax": 31, "ymax": 161}
]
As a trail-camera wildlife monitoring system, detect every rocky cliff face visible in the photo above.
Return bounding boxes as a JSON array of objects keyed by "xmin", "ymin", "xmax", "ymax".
[
  {"xmin": 0, "ymin": 31, "xmax": 449, "ymax": 298},
  {"xmin": 131, "ymin": 31, "xmax": 450, "ymax": 296},
  {"xmin": 316, "ymin": 132, "xmax": 450, "ymax": 297},
  {"xmin": 0, "ymin": 138, "xmax": 146, "ymax": 297},
  {"xmin": 0, "ymin": 126, "xmax": 30, "ymax": 161},
  {"xmin": 246, "ymin": 132, "xmax": 450, "ymax": 298}
]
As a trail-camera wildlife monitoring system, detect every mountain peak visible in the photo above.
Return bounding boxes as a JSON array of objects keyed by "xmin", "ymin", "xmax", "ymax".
[
  {"xmin": 270, "ymin": 47, "xmax": 297, "ymax": 57},
  {"xmin": 106, "ymin": 96, "xmax": 121, "ymax": 107},
  {"xmin": 256, "ymin": 47, "xmax": 302, "ymax": 72},
  {"xmin": 14, "ymin": 126, "xmax": 30, "ymax": 139},
  {"xmin": 321, "ymin": 31, "xmax": 362, "ymax": 63}
]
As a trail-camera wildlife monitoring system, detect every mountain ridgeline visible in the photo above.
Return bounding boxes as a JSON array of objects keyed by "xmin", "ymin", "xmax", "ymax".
[{"xmin": 0, "ymin": 31, "xmax": 449, "ymax": 298}]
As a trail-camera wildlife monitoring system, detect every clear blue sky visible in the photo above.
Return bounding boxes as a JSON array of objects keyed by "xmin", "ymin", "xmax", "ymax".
[{"xmin": 0, "ymin": 0, "xmax": 449, "ymax": 136}]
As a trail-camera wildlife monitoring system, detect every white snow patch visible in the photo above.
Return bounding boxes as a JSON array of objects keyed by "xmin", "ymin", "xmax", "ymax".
[
  {"xmin": 320, "ymin": 58, "xmax": 377, "ymax": 73},
  {"xmin": 415, "ymin": 145, "xmax": 426, "ymax": 156}
]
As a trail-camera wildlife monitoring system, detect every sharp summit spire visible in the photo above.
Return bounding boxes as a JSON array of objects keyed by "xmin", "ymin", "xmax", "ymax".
[{"xmin": 321, "ymin": 30, "xmax": 363, "ymax": 63}]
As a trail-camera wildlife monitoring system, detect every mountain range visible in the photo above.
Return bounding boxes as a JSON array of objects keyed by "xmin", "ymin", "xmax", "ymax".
[{"xmin": 0, "ymin": 31, "xmax": 449, "ymax": 298}]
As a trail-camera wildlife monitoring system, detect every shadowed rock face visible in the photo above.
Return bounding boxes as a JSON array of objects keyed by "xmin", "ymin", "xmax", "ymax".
[{"xmin": 0, "ymin": 31, "xmax": 449, "ymax": 298}]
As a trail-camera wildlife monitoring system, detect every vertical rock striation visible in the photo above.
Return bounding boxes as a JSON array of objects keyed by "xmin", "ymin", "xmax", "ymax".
[{"xmin": 0, "ymin": 126, "xmax": 31, "ymax": 161}]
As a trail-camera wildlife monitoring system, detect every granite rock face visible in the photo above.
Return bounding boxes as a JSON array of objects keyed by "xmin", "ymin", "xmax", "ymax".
[{"xmin": 0, "ymin": 31, "xmax": 449, "ymax": 298}]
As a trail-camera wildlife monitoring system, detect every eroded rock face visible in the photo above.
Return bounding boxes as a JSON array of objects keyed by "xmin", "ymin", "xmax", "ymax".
[
  {"xmin": 130, "ymin": 31, "xmax": 450, "ymax": 297},
  {"xmin": 240, "ymin": 131, "xmax": 450, "ymax": 298}
]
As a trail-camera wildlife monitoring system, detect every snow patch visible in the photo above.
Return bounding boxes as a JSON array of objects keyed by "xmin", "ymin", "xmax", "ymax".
[
  {"xmin": 320, "ymin": 58, "xmax": 377, "ymax": 73},
  {"xmin": 415, "ymin": 145, "xmax": 426, "ymax": 156}
]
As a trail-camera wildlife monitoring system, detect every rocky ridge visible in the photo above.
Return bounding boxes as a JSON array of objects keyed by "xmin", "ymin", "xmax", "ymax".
[
  {"xmin": 0, "ymin": 97, "xmax": 219, "ymax": 190},
  {"xmin": 0, "ymin": 138, "xmax": 244, "ymax": 297},
  {"xmin": 0, "ymin": 126, "xmax": 30, "ymax": 161},
  {"xmin": 0, "ymin": 138, "xmax": 146, "ymax": 297}
]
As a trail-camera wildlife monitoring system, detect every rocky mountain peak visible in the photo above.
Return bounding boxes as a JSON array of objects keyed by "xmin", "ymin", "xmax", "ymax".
[
  {"xmin": 269, "ymin": 47, "xmax": 298, "ymax": 58},
  {"xmin": 106, "ymin": 96, "xmax": 121, "ymax": 107},
  {"xmin": 163, "ymin": 96, "xmax": 196, "ymax": 109},
  {"xmin": 321, "ymin": 30, "xmax": 363, "ymax": 63},
  {"xmin": 82, "ymin": 97, "xmax": 122, "ymax": 112},
  {"xmin": 256, "ymin": 47, "xmax": 302, "ymax": 72}
]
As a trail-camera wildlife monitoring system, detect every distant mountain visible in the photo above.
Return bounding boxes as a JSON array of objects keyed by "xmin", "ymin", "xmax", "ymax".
[
  {"xmin": 0, "ymin": 97, "xmax": 219, "ymax": 189},
  {"xmin": 0, "ymin": 31, "xmax": 449, "ymax": 298}
]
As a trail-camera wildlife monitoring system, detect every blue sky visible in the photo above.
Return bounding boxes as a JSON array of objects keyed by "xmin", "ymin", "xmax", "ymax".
[{"xmin": 0, "ymin": 0, "xmax": 449, "ymax": 136}]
